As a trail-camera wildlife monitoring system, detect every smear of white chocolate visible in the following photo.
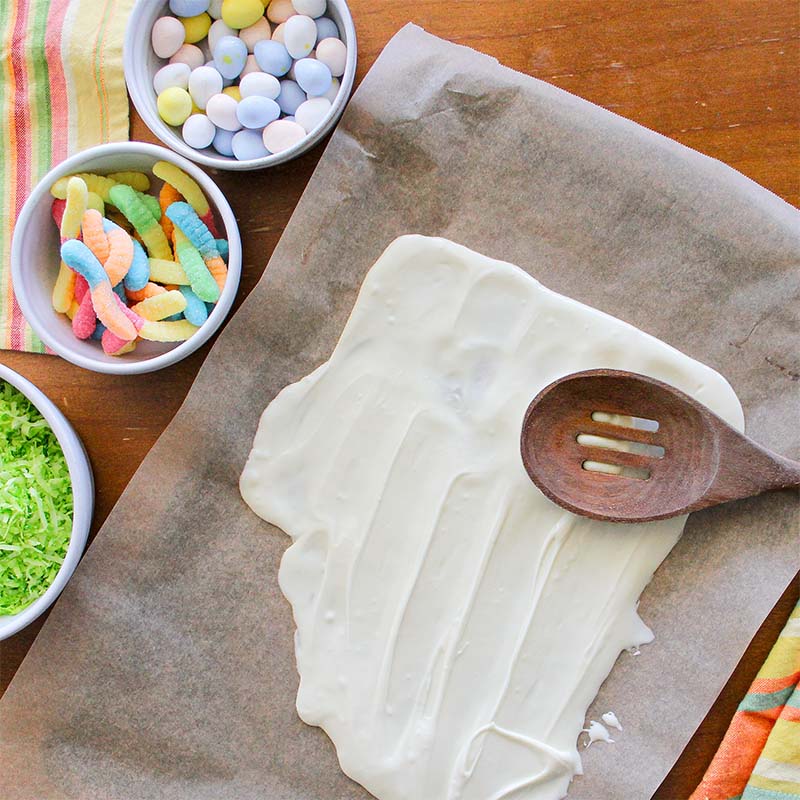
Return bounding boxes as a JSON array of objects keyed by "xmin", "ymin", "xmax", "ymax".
[
  {"xmin": 240, "ymin": 236, "xmax": 743, "ymax": 800},
  {"xmin": 601, "ymin": 712, "xmax": 623, "ymax": 731},
  {"xmin": 582, "ymin": 721, "xmax": 614, "ymax": 748}
]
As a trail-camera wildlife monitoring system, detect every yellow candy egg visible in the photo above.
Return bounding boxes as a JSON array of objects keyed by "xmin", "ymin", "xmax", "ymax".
[
  {"xmin": 222, "ymin": 85, "xmax": 242, "ymax": 101},
  {"xmin": 221, "ymin": 0, "xmax": 264, "ymax": 29},
  {"xmin": 157, "ymin": 86, "xmax": 193, "ymax": 126},
  {"xmin": 180, "ymin": 12, "xmax": 212, "ymax": 43}
]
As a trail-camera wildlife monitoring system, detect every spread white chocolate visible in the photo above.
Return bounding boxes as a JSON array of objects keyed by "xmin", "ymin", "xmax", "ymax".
[{"xmin": 240, "ymin": 236, "xmax": 743, "ymax": 800}]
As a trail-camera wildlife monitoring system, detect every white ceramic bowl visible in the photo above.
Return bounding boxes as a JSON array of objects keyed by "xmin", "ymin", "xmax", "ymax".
[
  {"xmin": 11, "ymin": 142, "xmax": 242, "ymax": 374},
  {"xmin": 0, "ymin": 363, "xmax": 93, "ymax": 641},
  {"xmin": 124, "ymin": 0, "xmax": 357, "ymax": 170}
]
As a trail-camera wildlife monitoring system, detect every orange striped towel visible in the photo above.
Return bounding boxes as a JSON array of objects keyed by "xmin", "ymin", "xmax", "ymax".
[
  {"xmin": 0, "ymin": 0, "xmax": 133, "ymax": 352},
  {"xmin": 692, "ymin": 600, "xmax": 800, "ymax": 800}
]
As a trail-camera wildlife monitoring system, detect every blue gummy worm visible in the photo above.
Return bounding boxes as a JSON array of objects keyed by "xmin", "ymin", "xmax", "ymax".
[
  {"xmin": 165, "ymin": 202, "xmax": 220, "ymax": 260},
  {"xmin": 113, "ymin": 282, "xmax": 126, "ymax": 301},
  {"xmin": 124, "ymin": 239, "xmax": 150, "ymax": 291},
  {"xmin": 178, "ymin": 285, "xmax": 209, "ymax": 326},
  {"xmin": 91, "ymin": 323, "xmax": 106, "ymax": 340},
  {"xmin": 215, "ymin": 238, "xmax": 229, "ymax": 263},
  {"xmin": 60, "ymin": 239, "xmax": 107, "ymax": 289}
]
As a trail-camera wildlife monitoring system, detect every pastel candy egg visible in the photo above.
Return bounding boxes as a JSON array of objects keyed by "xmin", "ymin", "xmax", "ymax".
[
  {"xmin": 271, "ymin": 22, "xmax": 285, "ymax": 42},
  {"xmin": 169, "ymin": 0, "xmax": 210, "ymax": 15},
  {"xmin": 223, "ymin": 85, "xmax": 242, "ymax": 101},
  {"xmin": 212, "ymin": 127, "xmax": 236, "ymax": 156},
  {"xmin": 253, "ymin": 39, "xmax": 291, "ymax": 75},
  {"xmin": 321, "ymin": 75, "xmax": 339, "ymax": 103},
  {"xmin": 232, "ymin": 129, "xmax": 269, "ymax": 160},
  {"xmin": 208, "ymin": 18, "xmax": 236, "ymax": 52},
  {"xmin": 157, "ymin": 86, "xmax": 193, "ymax": 126},
  {"xmin": 182, "ymin": 113, "xmax": 216, "ymax": 148},
  {"xmin": 240, "ymin": 54, "xmax": 262, "ymax": 77},
  {"xmin": 236, "ymin": 95, "xmax": 280, "ymax": 128},
  {"xmin": 276, "ymin": 79, "xmax": 305, "ymax": 114},
  {"xmin": 294, "ymin": 96, "xmax": 330, "ymax": 132},
  {"xmin": 315, "ymin": 36, "xmax": 345, "ymax": 77},
  {"xmin": 293, "ymin": 57, "xmax": 331, "ymax": 96},
  {"xmin": 206, "ymin": 92, "xmax": 242, "ymax": 130},
  {"xmin": 153, "ymin": 62, "xmax": 191, "ymax": 95},
  {"xmin": 262, "ymin": 118, "xmax": 306, "ymax": 153},
  {"xmin": 283, "ymin": 14, "xmax": 316, "ymax": 59},
  {"xmin": 205, "ymin": 59, "xmax": 234, "ymax": 86},
  {"xmin": 207, "ymin": 0, "xmax": 224, "ymax": 18},
  {"xmin": 239, "ymin": 70, "xmax": 280, "ymax": 99},
  {"xmin": 213, "ymin": 34, "xmax": 248, "ymax": 79},
  {"xmin": 266, "ymin": 0, "xmax": 295, "ymax": 23},
  {"xmin": 180, "ymin": 12, "xmax": 212, "ymax": 44},
  {"xmin": 239, "ymin": 17, "xmax": 271, "ymax": 52},
  {"xmin": 291, "ymin": 0, "xmax": 325, "ymax": 18},
  {"xmin": 151, "ymin": 16, "xmax": 186, "ymax": 59},
  {"xmin": 170, "ymin": 43, "xmax": 205, "ymax": 70},
  {"xmin": 313, "ymin": 16, "xmax": 337, "ymax": 42},
  {"xmin": 221, "ymin": 0, "xmax": 263, "ymax": 29},
  {"xmin": 189, "ymin": 64, "xmax": 223, "ymax": 108}
]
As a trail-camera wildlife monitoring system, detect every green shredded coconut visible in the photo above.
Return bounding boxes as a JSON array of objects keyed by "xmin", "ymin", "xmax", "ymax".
[{"xmin": 0, "ymin": 381, "xmax": 73, "ymax": 616}]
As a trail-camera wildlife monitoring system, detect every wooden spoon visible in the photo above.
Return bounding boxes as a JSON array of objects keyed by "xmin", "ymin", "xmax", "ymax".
[{"xmin": 520, "ymin": 369, "xmax": 800, "ymax": 523}]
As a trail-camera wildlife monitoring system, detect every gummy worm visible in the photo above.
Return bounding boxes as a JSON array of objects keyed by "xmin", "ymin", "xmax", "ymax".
[{"xmin": 108, "ymin": 183, "xmax": 172, "ymax": 260}]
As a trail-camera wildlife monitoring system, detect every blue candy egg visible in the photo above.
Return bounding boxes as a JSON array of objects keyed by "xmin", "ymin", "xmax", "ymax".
[
  {"xmin": 231, "ymin": 129, "xmax": 270, "ymax": 160},
  {"xmin": 276, "ymin": 79, "xmax": 306, "ymax": 115},
  {"xmin": 212, "ymin": 127, "xmax": 236, "ymax": 156},
  {"xmin": 253, "ymin": 39, "xmax": 292, "ymax": 77},
  {"xmin": 293, "ymin": 58, "xmax": 332, "ymax": 97},
  {"xmin": 236, "ymin": 95, "xmax": 280, "ymax": 129},
  {"xmin": 314, "ymin": 16, "xmax": 339, "ymax": 43},
  {"xmin": 169, "ymin": 0, "xmax": 210, "ymax": 16},
  {"xmin": 213, "ymin": 35, "xmax": 247, "ymax": 80}
]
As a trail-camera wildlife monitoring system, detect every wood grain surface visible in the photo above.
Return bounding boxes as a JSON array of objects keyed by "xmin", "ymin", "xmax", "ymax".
[{"xmin": 1, "ymin": 1, "xmax": 798, "ymax": 797}]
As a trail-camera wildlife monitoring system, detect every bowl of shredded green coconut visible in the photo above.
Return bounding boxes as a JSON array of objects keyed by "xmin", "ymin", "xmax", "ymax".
[{"xmin": 0, "ymin": 363, "xmax": 93, "ymax": 639}]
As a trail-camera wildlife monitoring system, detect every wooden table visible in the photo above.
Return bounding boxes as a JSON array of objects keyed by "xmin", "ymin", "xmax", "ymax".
[{"xmin": 1, "ymin": 1, "xmax": 797, "ymax": 796}]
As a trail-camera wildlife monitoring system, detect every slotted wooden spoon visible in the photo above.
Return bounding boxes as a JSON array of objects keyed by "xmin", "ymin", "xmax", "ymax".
[{"xmin": 520, "ymin": 369, "xmax": 800, "ymax": 523}]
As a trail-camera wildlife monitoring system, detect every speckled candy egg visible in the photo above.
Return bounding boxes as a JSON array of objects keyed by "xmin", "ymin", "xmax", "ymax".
[
  {"xmin": 275, "ymin": 79, "xmax": 305, "ymax": 114},
  {"xmin": 293, "ymin": 57, "xmax": 331, "ymax": 96},
  {"xmin": 321, "ymin": 75, "xmax": 339, "ymax": 103},
  {"xmin": 262, "ymin": 118, "xmax": 306, "ymax": 153},
  {"xmin": 180, "ymin": 12, "xmax": 212, "ymax": 44},
  {"xmin": 236, "ymin": 95, "xmax": 280, "ymax": 128},
  {"xmin": 315, "ymin": 36, "xmax": 345, "ymax": 77},
  {"xmin": 182, "ymin": 113, "xmax": 216, "ymax": 148},
  {"xmin": 208, "ymin": 18, "xmax": 236, "ymax": 52},
  {"xmin": 212, "ymin": 126, "xmax": 236, "ymax": 155},
  {"xmin": 157, "ymin": 86, "xmax": 193, "ymax": 126},
  {"xmin": 253, "ymin": 39, "xmax": 291, "ymax": 75},
  {"xmin": 206, "ymin": 92, "xmax": 242, "ymax": 130},
  {"xmin": 169, "ymin": 0, "xmax": 210, "ymax": 16},
  {"xmin": 266, "ymin": 0, "xmax": 295, "ymax": 23},
  {"xmin": 188, "ymin": 64, "xmax": 223, "ymax": 109},
  {"xmin": 151, "ymin": 16, "xmax": 185, "ymax": 59},
  {"xmin": 232, "ymin": 129, "xmax": 269, "ymax": 160},
  {"xmin": 313, "ymin": 16, "xmax": 337, "ymax": 42},
  {"xmin": 207, "ymin": 0, "xmax": 224, "ymax": 18},
  {"xmin": 213, "ymin": 34, "xmax": 248, "ymax": 79},
  {"xmin": 153, "ymin": 62, "xmax": 191, "ymax": 95},
  {"xmin": 291, "ymin": 0, "xmax": 325, "ymax": 18},
  {"xmin": 271, "ymin": 22, "xmax": 286, "ymax": 42},
  {"xmin": 283, "ymin": 14, "xmax": 316, "ymax": 59},
  {"xmin": 170, "ymin": 43, "xmax": 206, "ymax": 70},
  {"xmin": 239, "ymin": 17, "xmax": 271, "ymax": 51},
  {"xmin": 240, "ymin": 54, "xmax": 262, "ymax": 77},
  {"xmin": 239, "ymin": 70, "xmax": 280, "ymax": 99},
  {"xmin": 294, "ymin": 96, "xmax": 330, "ymax": 132},
  {"xmin": 221, "ymin": 0, "xmax": 263, "ymax": 29}
]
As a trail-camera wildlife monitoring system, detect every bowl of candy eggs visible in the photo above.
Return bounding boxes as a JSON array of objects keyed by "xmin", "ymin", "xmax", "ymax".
[
  {"xmin": 124, "ymin": 0, "xmax": 357, "ymax": 169},
  {"xmin": 11, "ymin": 141, "xmax": 241, "ymax": 374}
]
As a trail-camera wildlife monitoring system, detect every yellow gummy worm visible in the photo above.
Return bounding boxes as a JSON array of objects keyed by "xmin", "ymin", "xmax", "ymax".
[
  {"xmin": 51, "ymin": 172, "xmax": 117, "ymax": 202},
  {"xmin": 139, "ymin": 319, "xmax": 199, "ymax": 342},
  {"xmin": 151, "ymin": 161, "xmax": 209, "ymax": 216},
  {"xmin": 52, "ymin": 264, "xmax": 77, "ymax": 313},
  {"xmin": 60, "ymin": 176, "xmax": 88, "ymax": 240},
  {"xmin": 130, "ymin": 290, "xmax": 187, "ymax": 321},
  {"xmin": 81, "ymin": 209, "xmax": 110, "ymax": 263},
  {"xmin": 86, "ymin": 191, "xmax": 105, "ymax": 214},
  {"xmin": 147, "ymin": 258, "xmax": 189, "ymax": 285},
  {"xmin": 65, "ymin": 299, "xmax": 80, "ymax": 320},
  {"xmin": 112, "ymin": 339, "xmax": 137, "ymax": 356},
  {"xmin": 107, "ymin": 171, "xmax": 150, "ymax": 192}
]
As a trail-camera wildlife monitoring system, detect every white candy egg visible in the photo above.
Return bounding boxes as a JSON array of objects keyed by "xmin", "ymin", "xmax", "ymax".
[
  {"xmin": 271, "ymin": 22, "xmax": 286, "ymax": 42},
  {"xmin": 208, "ymin": 19, "xmax": 236, "ymax": 53},
  {"xmin": 151, "ymin": 16, "xmax": 186, "ymax": 59},
  {"xmin": 232, "ymin": 129, "xmax": 269, "ymax": 160},
  {"xmin": 188, "ymin": 65, "xmax": 224, "ymax": 109},
  {"xmin": 294, "ymin": 96, "xmax": 330, "ymax": 132},
  {"xmin": 267, "ymin": 0, "xmax": 295, "ymax": 23},
  {"xmin": 239, "ymin": 17, "xmax": 272, "ymax": 52},
  {"xmin": 206, "ymin": 92, "xmax": 242, "ymax": 131},
  {"xmin": 283, "ymin": 14, "xmax": 316, "ymax": 59},
  {"xmin": 291, "ymin": 0, "xmax": 325, "ymax": 18},
  {"xmin": 169, "ymin": 43, "xmax": 205, "ymax": 70},
  {"xmin": 153, "ymin": 62, "xmax": 191, "ymax": 95},
  {"xmin": 207, "ymin": 0, "xmax": 225, "ymax": 18},
  {"xmin": 315, "ymin": 37, "xmax": 346, "ymax": 77},
  {"xmin": 205, "ymin": 59, "xmax": 234, "ymax": 86},
  {"xmin": 182, "ymin": 113, "xmax": 217, "ymax": 148},
  {"xmin": 321, "ymin": 75, "xmax": 339, "ymax": 103},
  {"xmin": 239, "ymin": 70, "xmax": 280, "ymax": 99},
  {"xmin": 262, "ymin": 118, "xmax": 306, "ymax": 153},
  {"xmin": 240, "ymin": 54, "xmax": 262, "ymax": 77}
]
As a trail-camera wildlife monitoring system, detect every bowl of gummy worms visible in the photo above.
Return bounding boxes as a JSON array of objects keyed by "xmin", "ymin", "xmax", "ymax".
[{"xmin": 11, "ymin": 141, "xmax": 242, "ymax": 374}]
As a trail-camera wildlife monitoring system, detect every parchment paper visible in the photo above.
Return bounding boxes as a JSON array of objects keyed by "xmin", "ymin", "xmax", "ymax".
[{"xmin": 1, "ymin": 25, "xmax": 798, "ymax": 800}]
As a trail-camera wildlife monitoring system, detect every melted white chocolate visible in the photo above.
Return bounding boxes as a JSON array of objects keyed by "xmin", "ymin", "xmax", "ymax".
[{"xmin": 240, "ymin": 236, "xmax": 743, "ymax": 800}]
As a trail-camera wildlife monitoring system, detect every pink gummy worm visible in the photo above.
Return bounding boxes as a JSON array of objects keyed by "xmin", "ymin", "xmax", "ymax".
[
  {"xmin": 52, "ymin": 199, "xmax": 66, "ymax": 230},
  {"xmin": 102, "ymin": 296, "xmax": 146, "ymax": 354},
  {"xmin": 71, "ymin": 292, "xmax": 96, "ymax": 339},
  {"xmin": 200, "ymin": 210, "xmax": 219, "ymax": 239},
  {"xmin": 74, "ymin": 275, "xmax": 89, "ymax": 303}
]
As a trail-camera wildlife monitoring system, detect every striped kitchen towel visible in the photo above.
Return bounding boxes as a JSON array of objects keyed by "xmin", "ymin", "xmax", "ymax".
[
  {"xmin": 692, "ymin": 600, "xmax": 800, "ymax": 800},
  {"xmin": 0, "ymin": 0, "xmax": 133, "ymax": 352}
]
